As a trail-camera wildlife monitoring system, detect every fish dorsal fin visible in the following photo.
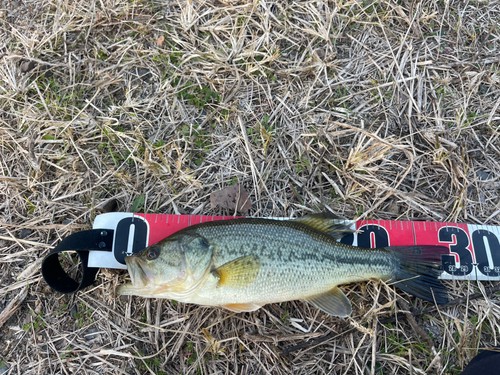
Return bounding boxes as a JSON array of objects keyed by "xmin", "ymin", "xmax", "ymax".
[
  {"xmin": 293, "ymin": 212, "xmax": 354, "ymax": 240},
  {"xmin": 304, "ymin": 287, "xmax": 352, "ymax": 317},
  {"xmin": 221, "ymin": 302, "xmax": 263, "ymax": 312},
  {"xmin": 215, "ymin": 255, "xmax": 262, "ymax": 289}
]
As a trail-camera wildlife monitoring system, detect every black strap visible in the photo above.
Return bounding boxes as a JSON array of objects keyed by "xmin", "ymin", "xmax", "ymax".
[{"xmin": 41, "ymin": 229, "xmax": 114, "ymax": 294}]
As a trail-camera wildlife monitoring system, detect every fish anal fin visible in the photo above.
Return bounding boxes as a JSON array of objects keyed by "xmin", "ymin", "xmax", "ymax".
[
  {"xmin": 293, "ymin": 212, "xmax": 354, "ymax": 240},
  {"xmin": 221, "ymin": 303, "xmax": 263, "ymax": 312},
  {"xmin": 304, "ymin": 286, "xmax": 352, "ymax": 317},
  {"xmin": 215, "ymin": 255, "xmax": 261, "ymax": 289}
]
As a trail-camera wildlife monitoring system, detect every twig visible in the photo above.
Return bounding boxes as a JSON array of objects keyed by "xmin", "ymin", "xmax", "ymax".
[
  {"xmin": 397, "ymin": 297, "xmax": 434, "ymax": 351},
  {"xmin": 379, "ymin": 284, "xmax": 500, "ymax": 325},
  {"xmin": 0, "ymin": 235, "xmax": 53, "ymax": 248},
  {"xmin": 238, "ymin": 115, "xmax": 261, "ymax": 201},
  {"xmin": 280, "ymin": 326, "xmax": 356, "ymax": 356},
  {"xmin": 0, "ymin": 286, "xmax": 28, "ymax": 328},
  {"xmin": 0, "ymin": 222, "xmax": 89, "ymax": 230},
  {"xmin": 242, "ymin": 332, "xmax": 322, "ymax": 343}
]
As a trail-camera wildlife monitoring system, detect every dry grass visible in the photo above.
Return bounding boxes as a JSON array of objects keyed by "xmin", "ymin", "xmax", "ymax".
[{"xmin": 1, "ymin": 0, "xmax": 500, "ymax": 373}]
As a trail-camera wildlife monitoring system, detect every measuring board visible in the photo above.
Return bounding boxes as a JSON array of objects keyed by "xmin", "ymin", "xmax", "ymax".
[{"xmin": 88, "ymin": 212, "xmax": 500, "ymax": 281}]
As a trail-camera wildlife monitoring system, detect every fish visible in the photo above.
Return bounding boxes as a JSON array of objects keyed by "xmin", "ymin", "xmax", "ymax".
[{"xmin": 116, "ymin": 213, "xmax": 449, "ymax": 317}]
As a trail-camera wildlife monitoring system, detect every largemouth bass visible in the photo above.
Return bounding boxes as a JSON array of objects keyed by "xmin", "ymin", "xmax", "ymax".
[{"xmin": 117, "ymin": 213, "xmax": 449, "ymax": 317}]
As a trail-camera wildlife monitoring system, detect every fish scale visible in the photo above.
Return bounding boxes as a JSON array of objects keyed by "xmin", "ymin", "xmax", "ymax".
[{"xmin": 193, "ymin": 221, "xmax": 394, "ymax": 305}]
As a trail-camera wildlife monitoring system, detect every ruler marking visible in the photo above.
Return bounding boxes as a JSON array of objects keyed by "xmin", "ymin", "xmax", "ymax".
[
  {"xmin": 126, "ymin": 224, "xmax": 135, "ymax": 256},
  {"xmin": 483, "ymin": 230, "xmax": 494, "ymax": 272},
  {"xmin": 472, "ymin": 237, "xmax": 479, "ymax": 282}
]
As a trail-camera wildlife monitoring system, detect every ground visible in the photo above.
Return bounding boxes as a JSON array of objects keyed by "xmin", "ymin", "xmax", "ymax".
[{"xmin": 1, "ymin": 0, "xmax": 500, "ymax": 374}]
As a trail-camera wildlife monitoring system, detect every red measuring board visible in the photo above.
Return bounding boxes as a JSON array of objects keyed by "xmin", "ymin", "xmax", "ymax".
[{"xmin": 88, "ymin": 213, "xmax": 500, "ymax": 281}]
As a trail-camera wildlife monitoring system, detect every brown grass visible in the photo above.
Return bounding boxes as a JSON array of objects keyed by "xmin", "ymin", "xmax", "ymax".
[{"xmin": 1, "ymin": 0, "xmax": 500, "ymax": 373}]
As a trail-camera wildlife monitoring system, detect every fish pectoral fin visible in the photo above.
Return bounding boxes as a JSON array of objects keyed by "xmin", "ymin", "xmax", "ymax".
[
  {"xmin": 293, "ymin": 212, "xmax": 354, "ymax": 240},
  {"xmin": 214, "ymin": 255, "xmax": 262, "ymax": 289},
  {"xmin": 304, "ymin": 287, "xmax": 352, "ymax": 317},
  {"xmin": 220, "ymin": 303, "xmax": 263, "ymax": 312}
]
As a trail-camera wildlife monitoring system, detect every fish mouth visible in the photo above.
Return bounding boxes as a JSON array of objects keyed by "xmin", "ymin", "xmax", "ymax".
[
  {"xmin": 127, "ymin": 256, "xmax": 155, "ymax": 287},
  {"xmin": 116, "ymin": 256, "xmax": 154, "ymax": 295}
]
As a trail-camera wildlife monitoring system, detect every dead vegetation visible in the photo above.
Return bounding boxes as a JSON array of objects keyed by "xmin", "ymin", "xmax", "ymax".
[{"xmin": 1, "ymin": 0, "xmax": 500, "ymax": 373}]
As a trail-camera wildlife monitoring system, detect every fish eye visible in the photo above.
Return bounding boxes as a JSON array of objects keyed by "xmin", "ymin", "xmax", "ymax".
[{"xmin": 146, "ymin": 246, "xmax": 160, "ymax": 260}]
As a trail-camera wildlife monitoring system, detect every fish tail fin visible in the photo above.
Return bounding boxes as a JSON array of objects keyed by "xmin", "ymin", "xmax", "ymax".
[{"xmin": 386, "ymin": 245, "xmax": 449, "ymax": 304}]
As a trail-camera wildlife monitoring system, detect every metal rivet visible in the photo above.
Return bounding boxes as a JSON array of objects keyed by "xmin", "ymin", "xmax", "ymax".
[
  {"xmin": 100, "ymin": 231, "xmax": 107, "ymax": 236},
  {"xmin": 98, "ymin": 242, "xmax": 106, "ymax": 248}
]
